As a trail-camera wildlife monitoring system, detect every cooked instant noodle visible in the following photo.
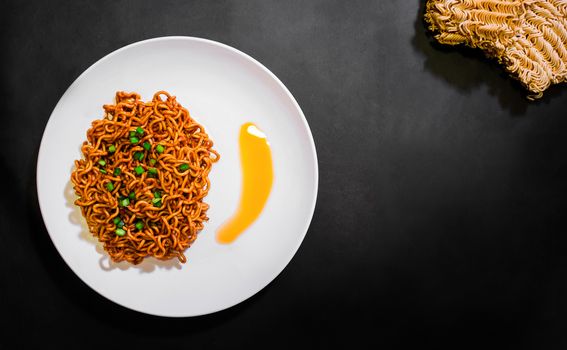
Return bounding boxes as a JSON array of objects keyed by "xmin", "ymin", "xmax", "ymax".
[
  {"xmin": 71, "ymin": 91, "xmax": 219, "ymax": 264},
  {"xmin": 425, "ymin": 0, "xmax": 567, "ymax": 99}
]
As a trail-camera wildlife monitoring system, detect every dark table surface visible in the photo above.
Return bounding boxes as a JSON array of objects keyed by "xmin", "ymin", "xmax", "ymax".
[{"xmin": 2, "ymin": 0, "xmax": 567, "ymax": 348}]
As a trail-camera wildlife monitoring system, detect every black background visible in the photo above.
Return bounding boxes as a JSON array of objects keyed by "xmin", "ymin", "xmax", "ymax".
[{"xmin": 2, "ymin": 0, "xmax": 567, "ymax": 348}]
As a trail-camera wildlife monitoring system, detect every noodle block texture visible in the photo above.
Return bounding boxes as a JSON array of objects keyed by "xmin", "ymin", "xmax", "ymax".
[
  {"xmin": 71, "ymin": 91, "xmax": 219, "ymax": 264},
  {"xmin": 425, "ymin": 0, "xmax": 567, "ymax": 98}
]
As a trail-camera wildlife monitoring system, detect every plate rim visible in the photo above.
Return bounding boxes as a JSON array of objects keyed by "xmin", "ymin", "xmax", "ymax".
[{"xmin": 36, "ymin": 36, "xmax": 319, "ymax": 317}]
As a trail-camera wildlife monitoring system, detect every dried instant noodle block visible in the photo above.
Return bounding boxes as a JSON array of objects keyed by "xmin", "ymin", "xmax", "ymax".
[{"xmin": 425, "ymin": 0, "xmax": 567, "ymax": 98}]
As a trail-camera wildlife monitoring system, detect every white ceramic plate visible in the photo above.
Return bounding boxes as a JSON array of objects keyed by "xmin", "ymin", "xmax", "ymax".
[{"xmin": 37, "ymin": 37, "xmax": 318, "ymax": 317}]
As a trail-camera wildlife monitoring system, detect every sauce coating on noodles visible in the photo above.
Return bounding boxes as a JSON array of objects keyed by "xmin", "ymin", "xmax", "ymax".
[{"xmin": 71, "ymin": 91, "xmax": 218, "ymax": 264}]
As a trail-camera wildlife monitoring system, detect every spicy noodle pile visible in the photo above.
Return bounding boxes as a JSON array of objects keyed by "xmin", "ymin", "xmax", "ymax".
[{"xmin": 71, "ymin": 91, "xmax": 219, "ymax": 264}]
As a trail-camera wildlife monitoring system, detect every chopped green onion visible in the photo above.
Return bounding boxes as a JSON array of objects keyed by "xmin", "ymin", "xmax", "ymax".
[
  {"xmin": 98, "ymin": 159, "xmax": 106, "ymax": 166},
  {"xmin": 134, "ymin": 165, "xmax": 144, "ymax": 175},
  {"xmin": 149, "ymin": 158, "xmax": 157, "ymax": 166},
  {"xmin": 143, "ymin": 141, "xmax": 151, "ymax": 151},
  {"xmin": 134, "ymin": 151, "xmax": 144, "ymax": 161},
  {"xmin": 113, "ymin": 168, "xmax": 121, "ymax": 176},
  {"xmin": 178, "ymin": 163, "xmax": 189, "ymax": 172},
  {"xmin": 108, "ymin": 145, "xmax": 116, "ymax": 153},
  {"xmin": 129, "ymin": 192, "xmax": 136, "ymax": 200},
  {"xmin": 148, "ymin": 168, "xmax": 158, "ymax": 177},
  {"xmin": 152, "ymin": 198, "xmax": 162, "ymax": 207},
  {"xmin": 99, "ymin": 169, "xmax": 107, "ymax": 174},
  {"xmin": 135, "ymin": 221, "xmax": 144, "ymax": 230},
  {"xmin": 136, "ymin": 127, "xmax": 144, "ymax": 136},
  {"xmin": 130, "ymin": 136, "xmax": 140, "ymax": 144},
  {"xmin": 113, "ymin": 217, "xmax": 121, "ymax": 225},
  {"xmin": 115, "ymin": 228, "xmax": 126, "ymax": 236},
  {"xmin": 117, "ymin": 220, "xmax": 125, "ymax": 228},
  {"xmin": 105, "ymin": 182, "xmax": 114, "ymax": 191},
  {"xmin": 156, "ymin": 144, "xmax": 165, "ymax": 154},
  {"xmin": 153, "ymin": 191, "xmax": 162, "ymax": 199},
  {"xmin": 120, "ymin": 198, "xmax": 130, "ymax": 207},
  {"xmin": 129, "ymin": 131, "xmax": 136, "ymax": 137}
]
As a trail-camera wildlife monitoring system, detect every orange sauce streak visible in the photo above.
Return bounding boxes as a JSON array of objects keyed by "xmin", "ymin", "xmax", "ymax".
[{"xmin": 217, "ymin": 123, "xmax": 273, "ymax": 244}]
